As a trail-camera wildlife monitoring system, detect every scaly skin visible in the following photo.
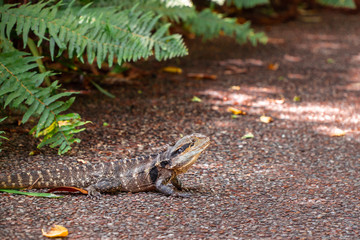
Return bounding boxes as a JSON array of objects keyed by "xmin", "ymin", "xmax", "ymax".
[{"xmin": 0, "ymin": 133, "xmax": 210, "ymax": 197}]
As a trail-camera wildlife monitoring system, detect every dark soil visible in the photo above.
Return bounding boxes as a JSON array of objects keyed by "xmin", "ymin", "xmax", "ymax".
[{"xmin": 1, "ymin": 11, "xmax": 360, "ymax": 239}]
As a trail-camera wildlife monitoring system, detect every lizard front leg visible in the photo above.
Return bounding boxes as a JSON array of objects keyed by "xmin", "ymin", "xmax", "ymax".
[
  {"xmin": 155, "ymin": 174, "xmax": 190, "ymax": 197},
  {"xmin": 86, "ymin": 178, "xmax": 123, "ymax": 197},
  {"xmin": 171, "ymin": 176, "xmax": 186, "ymax": 191}
]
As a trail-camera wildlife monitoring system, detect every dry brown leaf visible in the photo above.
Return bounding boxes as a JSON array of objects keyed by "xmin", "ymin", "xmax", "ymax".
[
  {"xmin": 42, "ymin": 225, "xmax": 68, "ymax": 238},
  {"xmin": 224, "ymin": 65, "xmax": 247, "ymax": 75},
  {"xmin": 284, "ymin": 54, "xmax": 302, "ymax": 62},
  {"xmin": 162, "ymin": 66, "xmax": 183, "ymax": 74},
  {"xmin": 260, "ymin": 115, "xmax": 273, "ymax": 123},
  {"xmin": 227, "ymin": 107, "xmax": 247, "ymax": 115},
  {"xmin": 219, "ymin": 59, "xmax": 244, "ymax": 66},
  {"xmin": 268, "ymin": 63, "xmax": 279, "ymax": 71},
  {"xmin": 187, "ymin": 73, "xmax": 217, "ymax": 80},
  {"xmin": 47, "ymin": 187, "xmax": 88, "ymax": 194},
  {"xmin": 246, "ymin": 59, "xmax": 264, "ymax": 66},
  {"xmin": 288, "ymin": 73, "xmax": 305, "ymax": 79}
]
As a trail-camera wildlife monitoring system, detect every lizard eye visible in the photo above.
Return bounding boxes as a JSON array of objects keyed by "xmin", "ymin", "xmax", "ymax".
[{"xmin": 171, "ymin": 142, "xmax": 191, "ymax": 157}]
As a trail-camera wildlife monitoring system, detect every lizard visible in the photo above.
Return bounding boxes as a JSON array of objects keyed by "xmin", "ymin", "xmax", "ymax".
[{"xmin": 0, "ymin": 133, "xmax": 210, "ymax": 197}]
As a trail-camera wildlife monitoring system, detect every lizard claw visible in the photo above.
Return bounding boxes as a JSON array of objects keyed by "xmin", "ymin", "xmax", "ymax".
[{"xmin": 86, "ymin": 186, "xmax": 101, "ymax": 199}]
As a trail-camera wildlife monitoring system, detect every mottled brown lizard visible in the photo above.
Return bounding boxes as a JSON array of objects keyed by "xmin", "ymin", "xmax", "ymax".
[{"xmin": 0, "ymin": 133, "xmax": 210, "ymax": 197}]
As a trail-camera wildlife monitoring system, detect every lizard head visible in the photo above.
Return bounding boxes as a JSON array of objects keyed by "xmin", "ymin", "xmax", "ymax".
[{"xmin": 162, "ymin": 133, "xmax": 210, "ymax": 174}]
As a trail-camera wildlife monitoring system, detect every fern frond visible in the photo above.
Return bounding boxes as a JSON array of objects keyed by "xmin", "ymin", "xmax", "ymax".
[
  {"xmin": 0, "ymin": 117, "xmax": 8, "ymax": 152},
  {"xmin": 0, "ymin": 49, "xmax": 88, "ymax": 154},
  {"xmin": 0, "ymin": 1, "xmax": 188, "ymax": 68},
  {"xmin": 225, "ymin": 0, "xmax": 269, "ymax": 8},
  {"xmin": 317, "ymin": 0, "xmax": 355, "ymax": 8},
  {"xmin": 186, "ymin": 9, "xmax": 267, "ymax": 45}
]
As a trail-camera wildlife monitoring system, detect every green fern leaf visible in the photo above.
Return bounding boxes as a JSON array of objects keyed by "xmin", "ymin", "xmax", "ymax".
[
  {"xmin": 0, "ymin": 49, "xmax": 88, "ymax": 154},
  {"xmin": 22, "ymin": 101, "xmax": 39, "ymax": 123},
  {"xmin": 317, "ymin": 0, "xmax": 355, "ymax": 8},
  {"xmin": 226, "ymin": 0, "xmax": 269, "ymax": 8},
  {"xmin": 0, "ymin": 117, "xmax": 8, "ymax": 152}
]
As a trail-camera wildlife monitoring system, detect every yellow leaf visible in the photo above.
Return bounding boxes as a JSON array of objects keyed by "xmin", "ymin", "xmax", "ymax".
[
  {"xmin": 187, "ymin": 73, "xmax": 217, "ymax": 80},
  {"xmin": 230, "ymin": 86, "xmax": 241, "ymax": 90},
  {"xmin": 267, "ymin": 63, "xmax": 279, "ymax": 71},
  {"xmin": 37, "ymin": 121, "xmax": 57, "ymax": 137},
  {"xmin": 191, "ymin": 96, "xmax": 202, "ymax": 102},
  {"xmin": 293, "ymin": 96, "xmax": 301, "ymax": 102},
  {"xmin": 58, "ymin": 120, "xmax": 72, "ymax": 127},
  {"xmin": 330, "ymin": 129, "xmax": 346, "ymax": 137},
  {"xmin": 227, "ymin": 107, "xmax": 246, "ymax": 115},
  {"xmin": 241, "ymin": 132, "xmax": 254, "ymax": 139},
  {"xmin": 162, "ymin": 66, "xmax": 183, "ymax": 74},
  {"xmin": 260, "ymin": 115, "xmax": 273, "ymax": 123},
  {"xmin": 42, "ymin": 225, "xmax": 68, "ymax": 238}
]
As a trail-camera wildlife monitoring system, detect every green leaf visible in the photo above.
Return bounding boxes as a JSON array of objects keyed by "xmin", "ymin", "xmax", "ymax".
[
  {"xmin": 43, "ymin": 92, "xmax": 74, "ymax": 105},
  {"xmin": 36, "ymin": 107, "xmax": 50, "ymax": 135},
  {"xmin": 241, "ymin": 132, "xmax": 254, "ymax": 139},
  {"xmin": 0, "ymin": 189, "xmax": 63, "ymax": 198},
  {"xmin": 191, "ymin": 96, "xmax": 202, "ymax": 102},
  {"xmin": 22, "ymin": 101, "xmax": 39, "ymax": 123},
  {"xmin": 53, "ymin": 97, "xmax": 76, "ymax": 114},
  {"xmin": 90, "ymin": 80, "xmax": 115, "ymax": 98}
]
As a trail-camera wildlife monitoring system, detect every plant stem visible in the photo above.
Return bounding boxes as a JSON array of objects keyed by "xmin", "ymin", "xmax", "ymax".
[{"xmin": 27, "ymin": 38, "xmax": 51, "ymax": 86}]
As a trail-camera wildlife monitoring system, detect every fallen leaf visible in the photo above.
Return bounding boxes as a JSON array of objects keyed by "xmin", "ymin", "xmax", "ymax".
[
  {"xmin": 230, "ymin": 86, "xmax": 241, "ymax": 90},
  {"xmin": 162, "ymin": 66, "xmax": 183, "ymax": 74},
  {"xmin": 29, "ymin": 150, "xmax": 40, "ymax": 156},
  {"xmin": 288, "ymin": 73, "xmax": 305, "ymax": 79},
  {"xmin": 327, "ymin": 58, "xmax": 335, "ymax": 64},
  {"xmin": 191, "ymin": 96, "xmax": 202, "ymax": 102},
  {"xmin": 284, "ymin": 54, "xmax": 302, "ymax": 62},
  {"xmin": 231, "ymin": 114, "xmax": 239, "ymax": 119},
  {"xmin": 224, "ymin": 65, "xmax": 247, "ymax": 75},
  {"xmin": 330, "ymin": 129, "xmax": 346, "ymax": 137},
  {"xmin": 219, "ymin": 59, "xmax": 244, "ymax": 66},
  {"xmin": 246, "ymin": 59, "xmax": 264, "ymax": 66},
  {"xmin": 267, "ymin": 97, "xmax": 285, "ymax": 104},
  {"xmin": 0, "ymin": 189, "xmax": 63, "ymax": 198},
  {"xmin": 219, "ymin": 58, "xmax": 264, "ymax": 67},
  {"xmin": 293, "ymin": 96, "xmax": 301, "ymax": 102},
  {"xmin": 268, "ymin": 63, "xmax": 279, "ymax": 71},
  {"xmin": 241, "ymin": 132, "xmax": 254, "ymax": 139},
  {"xmin": 103, "ymin": 122, "xmax": 109, "ymax": 127},
  {"xmin": 47, "ymin": 187, "xmax": 88, "ymax": 194},
  {"xmin": 260, "ymin": 115, "xmax": 273, "ymax": 123},
  {"xmin": 187, "ymin": 73, "xmax": 217, "ymax": 80},
  {"xmin": 227, "ymin": 107, "xmax": 247, "ymax": 115},
  {"xmin": 42, "ymin": 225, "xmax": 68, "ymax": 238},
  {"xmin": 77, "ymin": 159, "xmax": 88, "ymax": 164}
]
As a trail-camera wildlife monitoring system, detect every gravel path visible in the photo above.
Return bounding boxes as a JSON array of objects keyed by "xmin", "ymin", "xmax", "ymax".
[{"xmin": 1, "ymin": 11, "xmax": 360, "ymax": 239}]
